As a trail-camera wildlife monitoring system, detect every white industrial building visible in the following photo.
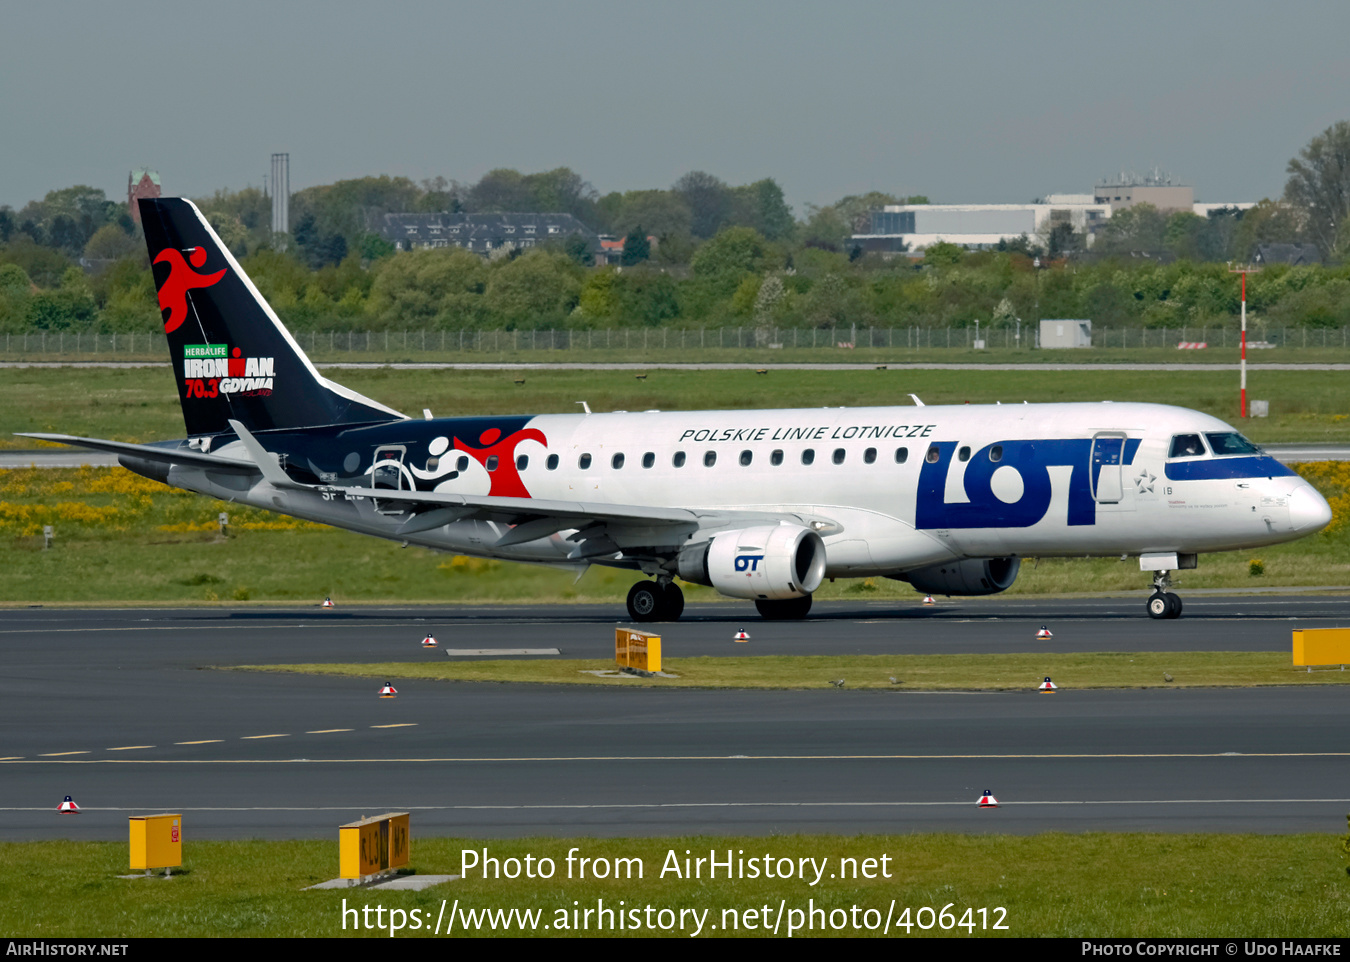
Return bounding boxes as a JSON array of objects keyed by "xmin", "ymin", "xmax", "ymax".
[{"xmin": 859, "ymin": 199, "xmax": 1110, "ymax": 252}]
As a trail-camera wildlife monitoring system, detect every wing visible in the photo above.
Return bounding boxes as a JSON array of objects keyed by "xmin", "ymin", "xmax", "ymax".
[{"xmin": 15, "ymin": 432, "xmax": 256, "ymax": 473}]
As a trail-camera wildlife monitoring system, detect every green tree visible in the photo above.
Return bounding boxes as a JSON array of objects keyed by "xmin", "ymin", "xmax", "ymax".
[
  {"xmin": 923, "ymin": 241, "xmax": 965, "ymax": 268},
  {"xmin": 1284, "ymin": 120, "xmax": 1350, "ymax": 257},
  {"xmin": 610, "ymin": 190, "xmax": 692, "ymax": 239},
  {"xmin": 83, "ymin": 224, "xmax": 141, "ymax": 261},
  {"xmin": 690, "ymin": 226, "xmax": 771, "ymax": 286},
  {"xmin": 730, "ymin": 179, "xmax": 794, "ymax": 241},
  {"xmin": 484, "ymin": 250, "xmax": 581, "ymax": 327},
  {"xmin": 620, "ymin": 228, "xmax": 650, "ymax": 266},
  {"xmin": 1095, "ymin": 204, "xmax": 1168, "ymax": 254},
  {"xmin": 673, "ymin": 171, "xmax": 732, "ymax": 238},
  {"xmin": 368, "ymin": 247, "xmax": 489, "ymax": 328}
]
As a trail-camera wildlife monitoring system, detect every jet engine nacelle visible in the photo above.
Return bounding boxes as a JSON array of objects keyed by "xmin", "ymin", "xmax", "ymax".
[
  {"xmin": 898, "ymin": 557, "xmax": 1020, "ymax": 596},
  {"xmin": 678, "ymin": 524, "xmax": 827, "ymax": 600}
]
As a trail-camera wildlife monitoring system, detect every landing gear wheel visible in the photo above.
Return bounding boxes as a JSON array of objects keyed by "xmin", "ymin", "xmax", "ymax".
[
  {"xmin": 627, "ymin": 581, "xmax": 663, "ymax": 623},
  {"xmin": 1166, "ymin": 592, "xmax": 1183, "ymax": 619},
  {"xmin": 755, "ymin": 595, "xmax": 813, "ymax": 620},
  {"xmin": 1147, "ymin": 592, "xmax": 1170, "ymax": 620},
  {"xmin": 662, "ymin": 582, "xmax": 685, "ymax": 621}
]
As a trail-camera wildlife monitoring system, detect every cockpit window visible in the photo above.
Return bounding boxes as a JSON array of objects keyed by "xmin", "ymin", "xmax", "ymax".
[
  {"xmin": 1205, "ymin": 432, "xmax": 1262, "ymax": 456},
  {"xmin": 1168, "ymin": 434, "xmax": 1206, "ymax": 458}
]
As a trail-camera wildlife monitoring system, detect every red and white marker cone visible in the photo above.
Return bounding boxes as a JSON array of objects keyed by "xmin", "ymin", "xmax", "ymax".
[
  {"xmin": 1036, "ymin": 626, "xmax": 1053, "ymax": 640},
  {"xmin": 1039, "ymin": 676, "xmax": 1058, "ymax": 693},
  {"xmin": 733, "ymin": 629, "xmax": 750, "ymax": 642},
  {"xmin": 378, "ymin": 683, "xmax": 398, "ymax": 698},
  {"xmin": 421, "ymin": 635, "xmax": 438, "ymax": 649},
  {"xmin": 57, "ymin": 795, "xmax": 80, "ymax": 814},
  {"xmin": 922, "ymin": 595, "xmax": 936, "ymax": 607},
  {"xmin": 322, "ymin": 597, "xmax": 335, "ymax": 609},
  {"xmin": 977, "ymin": 790, "xmax": 999, "ymax": 809}
]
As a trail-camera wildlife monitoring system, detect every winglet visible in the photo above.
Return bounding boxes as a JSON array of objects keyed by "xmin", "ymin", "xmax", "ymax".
[
  {"xmin": 909, "ymin": 394, "xmax": 925, "ymax": 407},
  {"xmin": 228, "ymin": 419, "xmax": 296, "ymax": 487}
]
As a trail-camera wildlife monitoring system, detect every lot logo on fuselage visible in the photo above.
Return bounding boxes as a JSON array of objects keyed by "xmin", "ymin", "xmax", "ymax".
[
  {"xmin": 154, "ymin": 247, "xmax": 226, "ymax": 334},
  {"xmin": 182, "ymin": 345, "xmax": 275, "ymax": 398},
  {"xmin": 734, "ymin": 554, "xmax": 764, "ymax": 572},
  {"xmin": 915, "ymin": 439, "xmax": 1139, "ymax": 530}
]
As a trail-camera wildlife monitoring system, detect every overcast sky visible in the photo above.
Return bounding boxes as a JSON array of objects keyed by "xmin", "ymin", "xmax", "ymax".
[{"xmin": 4, "ymin": 1, "xmax": 1348, "ymax": 215}]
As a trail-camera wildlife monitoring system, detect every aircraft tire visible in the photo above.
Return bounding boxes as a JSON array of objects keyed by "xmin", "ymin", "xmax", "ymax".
[
  {"xmin": 1147, "ymin": 592, "xmax": 1170, "ymax": 620},
  {"xmin": 755, "ymin": 595, "xmax": 813, "ymax": 620},
  {"xmin": 662, "ymin": 582, "xmax": 685, "ymax": 621},
  {"xmin": 1166, "ymin": 592, "xmax": 1183, "ymax": 619},
  {"xmin": 627, "ymin": 581, "xmax": 664, "ymax": 623}
]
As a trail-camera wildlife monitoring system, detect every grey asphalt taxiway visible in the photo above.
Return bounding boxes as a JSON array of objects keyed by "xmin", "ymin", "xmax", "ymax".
[{"xmin": 2, "ymin": 595, "xmax": 1348, "ymax": 840}]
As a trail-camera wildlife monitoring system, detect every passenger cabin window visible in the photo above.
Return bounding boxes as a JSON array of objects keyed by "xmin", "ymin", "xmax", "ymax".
[
  {"xmin": 642, "ymin": 452, "xmax": 655, "ymax": 468},
  {"xmin": 832, "ymin": 448, "xmax": 846, "ymax": 465},
  {"xmin": 1168, "ymin": 434, "xmax": 1206, "ymax": 459},
  {"xmin": 704, "ymin": 451, "xmax": 717, "ymax": 467},
  {"xmin": 1206, "ymin": 432, "xmax": 1261, "ymax": 456},
  {"xmin": 925, "ymin": 446, "xmax": 940, "ymax": 463},
  {"xmin": 770, "ymin": 449, "xmax": 784, "ymax": 466},
  {"xmin": 673, "ymin": 451, "xmax": 686, "ymax": 467},
  {"xmin": 612, "ymin": 453, "xmax": 624, "ymax": 469},
  {"xmin": 801, "ymin": 449, "xmax": 815, "ymax": 465},
  {"xmin": 457, "ymin": 456, "xmax": 469, "ymax": 472},
  {"xmin": 989, "ymin": 445, "xmax": 1003, "ymax": 463},
  {"xmin": 895, "ymin": 447, "xmax": 908, "ymax": 464},
  {"xmin": 864, "ymin": 447, "xmax": 877, "ymax": 464},
  {"xmin": 486, "ymin": 456, "xmax": 498, "ymax": 472},
  {"xmin": 516, "ymin": 455, "xmax": 528, "ymax": 471},
  {"xmin": 958, "ymin": 446, "xmax": 971, "ymax": 462},
  {"xmin": 739, "ymin": 450, "xmax": 752, "ymax": 466},
  {"xmin": 546, "ymin": 454, "xmax": 559, "ymax": 470},
  {"xmin": 579, "ymin": 453, "xmax": 592, "ymax": 469}
]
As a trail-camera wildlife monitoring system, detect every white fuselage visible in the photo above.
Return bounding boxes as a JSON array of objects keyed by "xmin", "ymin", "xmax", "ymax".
[{"xmin": 175, "ymin": 400, "xmax": 1329, "ymax": 582}]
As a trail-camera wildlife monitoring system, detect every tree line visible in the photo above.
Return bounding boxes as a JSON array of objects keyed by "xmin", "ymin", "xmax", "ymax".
[{"xmin": 2, "ymin": 123, "xmax": 1350, "ymax": 335}]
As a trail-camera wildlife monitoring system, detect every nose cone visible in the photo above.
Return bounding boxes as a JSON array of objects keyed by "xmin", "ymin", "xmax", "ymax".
[{"xmin": 1288, "ymin": 483, "xmax": 1333, "ymax": 533}]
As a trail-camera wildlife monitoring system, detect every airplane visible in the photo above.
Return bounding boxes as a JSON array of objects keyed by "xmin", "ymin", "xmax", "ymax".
[{"xmin": 21, "ymin": 198, "xmax": 1333, "ymax": 623}]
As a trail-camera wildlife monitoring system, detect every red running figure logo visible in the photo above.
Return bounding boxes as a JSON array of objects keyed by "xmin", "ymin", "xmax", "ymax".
[
  {"xmin": 154, "ymin": 247, "xmax": 226, "ymax": 334},
  {"xmin": 454, "ymin": 427, "xmax": 547, "ymax": 498}
]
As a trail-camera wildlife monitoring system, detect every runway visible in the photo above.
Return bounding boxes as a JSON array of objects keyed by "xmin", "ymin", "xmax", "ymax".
[{"xmin": 2, "ymin": 596, "xmax": 1348, "ymax": 839}]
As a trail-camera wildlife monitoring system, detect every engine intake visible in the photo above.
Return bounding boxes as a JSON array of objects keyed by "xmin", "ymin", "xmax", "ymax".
[
  {"xmin": 896, "ymin": 557, "xmax": 1020, "ymax": 596},
  {"xmin": 678, "ymin": 524, "xmax": 826, "ymax": 600}
]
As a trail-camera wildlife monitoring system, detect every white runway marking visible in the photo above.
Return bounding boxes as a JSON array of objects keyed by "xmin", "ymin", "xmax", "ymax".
[{"xmin": 0, "ymin": 798, "xmax": 1345, "ymax": 812}]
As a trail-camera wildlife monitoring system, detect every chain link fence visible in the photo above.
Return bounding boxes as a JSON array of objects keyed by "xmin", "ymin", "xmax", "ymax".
[{"xmin": 2, "ymin": 325, "xmax": 1346, "ymax": 357}]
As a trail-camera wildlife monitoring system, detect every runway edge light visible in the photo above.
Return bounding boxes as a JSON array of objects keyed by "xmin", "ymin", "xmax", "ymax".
[
  {"xmin": 322, "ymin": 597, "xmax": 335, "ymax": 609},
  {"xmin": 57, "ymin": 795, "xmax": 80, "ymax": 814},
  {"xmin": 1036, "ymin": 626, "xmax": 1053, "ymax": 640},
  {"xmin": 421, "ymin": 634, "xmax": 437, "ymax": 649},
  {"xmin": 378, "ymin": 683, "xmax": 397, "ymax": 698},
  {"xmin": 922, "ymin": 595, "xmax": 936, "ymax": 607},
  {"xmin": 1039, "ymin": 676, "xmax": 1058, "ymax": 692},
  {"xmin": 978, "ymin": 790, "xmax": 999, "ymax": 809},
  {"xmin": 733, "ymin": 629, "xmax": 750, "ymax": 642}
]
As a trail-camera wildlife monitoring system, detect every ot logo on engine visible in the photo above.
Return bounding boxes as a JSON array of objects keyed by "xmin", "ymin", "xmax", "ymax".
[{"xmin": 734, "ymin": 554, "xmax": 764, "ymax": 572}]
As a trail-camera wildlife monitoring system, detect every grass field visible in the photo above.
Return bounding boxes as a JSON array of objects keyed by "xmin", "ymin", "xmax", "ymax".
[
  {"xmin": 236, "ymin": 651, "xmax": 1350, "ymax": 690},
  {"xmin": 4, "ymin": 365, "xmax": 1350, "ymax": 446},
  {"xmin": 1, "ymin": 834, "xmax": 1346, "ymax": 937},
  {"xmin": 2, "ymin": 365, "xmax": 1348, "ymax": 604},
  {"xmin": 1, "ymin": 460, "xmax": 1348, "ymax": 604}
]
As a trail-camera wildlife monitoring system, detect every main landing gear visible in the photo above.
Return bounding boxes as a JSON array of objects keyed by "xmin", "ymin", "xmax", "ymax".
[
  {"xmin": 626, "ymin": 580, "xmax": 685, "ymax": 623},
  {"xmin": 1146, "ymin": 571, "xmax": 1183, "ymax": 620}
]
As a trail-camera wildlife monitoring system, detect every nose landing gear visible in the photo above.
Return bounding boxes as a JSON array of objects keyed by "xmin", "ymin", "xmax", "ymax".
[{"xmin": 1146, "ymin": 571, "xmax": 1183, "ymax": 620}]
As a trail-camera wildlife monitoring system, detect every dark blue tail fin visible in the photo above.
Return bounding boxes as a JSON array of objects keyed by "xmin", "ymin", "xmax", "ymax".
[{"xmin": 140, "ymin": 197, "xmax": 405, "ymax": 437}]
